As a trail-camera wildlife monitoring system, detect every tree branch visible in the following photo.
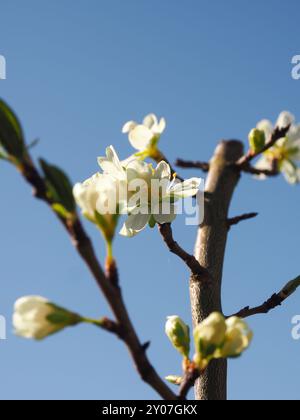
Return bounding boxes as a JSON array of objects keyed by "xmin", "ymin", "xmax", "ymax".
[
  {"xmin": 14, "ymin": 156, "xmax": 177, "ymax": 401},
  {"xmin": 158, "ymin": 223, "xmax": 211, "ymax": 281},
  {"xmin": 237, "ymin": 125, "xmax": 291, "ymax": 168},
  {"xmin": 227, "ymin": 212, "xmax": 258, "ymax": 229},
  {"xmin": 179, "ymin": 367, "xmax": 200, "ymax": 400},
  {"xmin": 98, "ymin": 317, "xmax": 124, "ymax": 338},
  {"xmin": 228, "ymin": 276, "xmax": 300, "ymax": 319},
  {"xmin": 175, "ymin": 159, "xmax": 210, "ymax": 173},
  {"xmin": 190, "ymin": 140, "xmax": 244, "ymax": 400}
]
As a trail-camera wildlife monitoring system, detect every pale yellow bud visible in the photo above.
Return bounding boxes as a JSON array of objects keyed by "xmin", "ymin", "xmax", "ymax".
[
  {"xmin": 193, "ymin": 312, "xmax": 226, "ymax": 358},
  {"xmin": 220, "ymin": 317, "xmax": 253, "ymax": 358}
]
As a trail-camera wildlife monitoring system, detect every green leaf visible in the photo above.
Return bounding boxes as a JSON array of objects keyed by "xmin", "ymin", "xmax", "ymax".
[
  {"xmin": 39, "ymin": 159, "xmax": 76, "ymax": 212},
  {"xmin": 0, "ymin": 99, "xmax": 26, "ymax": 159},
  {"xmin": 148, "ymin": 215, "xmax": 156, "ymax": 228}
]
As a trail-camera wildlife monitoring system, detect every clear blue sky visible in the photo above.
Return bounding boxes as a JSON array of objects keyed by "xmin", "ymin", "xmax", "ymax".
[{"xmin": 1, "ymin": 0, "xmax": 300, "ymax": 400}]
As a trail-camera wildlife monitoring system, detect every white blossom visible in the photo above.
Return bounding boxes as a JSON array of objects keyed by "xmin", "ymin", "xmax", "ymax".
[
  {"xmin": 255, "ymin": 111, "xmax": 300, "ymax": 184},
  {"xmin": 74, "ymin": 146, "xmax": 201, "ymax": 238},
  {"xmin": 122, "ymin": 113, "xmax": 166, "ymax": 152}
]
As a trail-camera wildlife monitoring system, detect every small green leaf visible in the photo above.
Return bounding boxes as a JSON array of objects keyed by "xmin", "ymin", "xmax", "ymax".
[
  {"xmin": 39, "ymin": 159, "xmax": 76, "ymax": 212},
  {"xmin": 0, "ymin": 99, "xmax": 26, "ymax": 159},
  {"xmin": 148, "ymin": 215, "xmax": 156, "ymax": 228}
]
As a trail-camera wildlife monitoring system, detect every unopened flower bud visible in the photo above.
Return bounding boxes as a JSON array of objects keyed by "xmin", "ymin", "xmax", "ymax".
[
  {"xmin": 193, "ymin": 312, "xmax": 226, "ymax": 359},
  {"xmin": 165, "ymin": 316, "xmax": 190, "ymax": 358},
  {"xmin": 279, "ymin": 276, "xmax": 300, "ymax": 299},
  {"xmin": 220, "ymin": 317, "xmax": 253, "ymax": 358},
  {"xmin": 13, "ymin": 296, "xmax": 82, "ymax": 340},
  {"xmin": 165, "ymin": 375, "xmax": 182, "ymax": 386},
  {"xmin": 248, "ymin": 128, "xmax": 266, "ymax": 154}
]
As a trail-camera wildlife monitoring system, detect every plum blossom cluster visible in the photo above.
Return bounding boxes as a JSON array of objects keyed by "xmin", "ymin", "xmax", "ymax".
[
  {"xmin": 73, "ymin": 115, "xmax": 202, "ymax": 239},
  {"xmin": 253, "ymin": 111, "xmax": 300, "ymax": 184},
  {"xmin": 165, "ymin": 313, "xmax": 253, "ymax": 383}
]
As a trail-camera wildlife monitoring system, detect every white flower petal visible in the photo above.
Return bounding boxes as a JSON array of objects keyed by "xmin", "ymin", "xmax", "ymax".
[
  {"xmin": 122, "ymin": 121, "xmax": 137, "ymax": 134},
  {"xmin": 119, "ymin": 223, "xmax": 138, "ymax": 238},
  {"xmin": 128, "ymin": 125, "xmax": 153, "ymax": 151},
  {"xmin": 97, "ymin": 146, "xmax": 126, "ymax": 180},
  {"xmin": 257, "ymin": 119, "xmax": 273, "ymax": 140},
  {"xmin": 168, "ymin": 178, "xmax": 201, "ymax": 198},
  {"xmin": 125, "ymin": 213, "xmax": 150, "ymax": 231},
  {"xmin": 121, "ymin": 154, "xmax": 138, "ymax": 168},
  {"xmin": 143, "ymin": 114, "xmax": 158, "ymax": 130},
  {"xmin": 254, "ymin": 156, "xmax": 273, "ymax": 180},
  {"xmin": 126, "ymin": 159, "xmax": 153, "ymax": 182},
  {"xmin": 281, "ymin": 160, "xmax": 299, "ymax": 184},
  {"xmin": 276, "ymin": 111, "xmax": 295, "ymax": 129},
  {"xmin": 156, "ymin": 118, "xmax": 166, "ymax": 135},
  {"xmin": 154, "ymin": 161, "xmax": 171, "ymax": 180}
]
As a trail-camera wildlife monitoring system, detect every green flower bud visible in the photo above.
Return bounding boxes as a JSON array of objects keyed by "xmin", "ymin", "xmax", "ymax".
[
  {"xmin": 165, "ymin": 316, "xmax": 190, "ymax": 358},
  {"xmin": 248, "ymin": 128, "xmax": 266, "ymax": 154}
]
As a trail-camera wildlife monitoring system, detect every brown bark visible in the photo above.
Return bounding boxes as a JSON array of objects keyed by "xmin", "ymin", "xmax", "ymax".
[{"xmin": 190, "ymin": 140, "xmax": 244, "ymax": 400}]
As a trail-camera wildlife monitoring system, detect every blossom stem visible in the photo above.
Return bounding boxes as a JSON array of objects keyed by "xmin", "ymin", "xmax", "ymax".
[
  {"xmin": 82, "ymin": 316, "xmax": 122, "ymax": 337},
  {"xmin": 106, "ymin": 240, "xmax": 114, "ymax": 261}
]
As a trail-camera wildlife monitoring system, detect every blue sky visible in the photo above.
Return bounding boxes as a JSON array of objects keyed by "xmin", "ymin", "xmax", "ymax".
[{"xmin": 1, "ymin": 0, "xmax": 300, "ymax": 400}]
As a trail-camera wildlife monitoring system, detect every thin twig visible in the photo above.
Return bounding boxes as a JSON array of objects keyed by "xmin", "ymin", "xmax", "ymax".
[
  {"xmin": 158, "ymin": 223, "xmax": 211, "ymax": 281},
  {"xmin": 237, "ymin": 125, "xmax": 291, "ymax": 168},
  {"xmin": 175, "ymin": 159, "xmax": 210, "ymax": 173},
  {"xmin": 228, "ymin": 278, "xmax": 300, "ymax": 319},
  {"xmin": 15, "ymin": 156, "xmax": 177, "ymax": 401},
  {"xmin": 227, "ymin": 212, "xmax": 258, "ymax": 229},
  {"xmin": 241, "ymin": 165, "xmax": 279, "ymax": 177},
  {"xmin": 98, "ymin": 317, "xmax": 124, "ymax": 338}
]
